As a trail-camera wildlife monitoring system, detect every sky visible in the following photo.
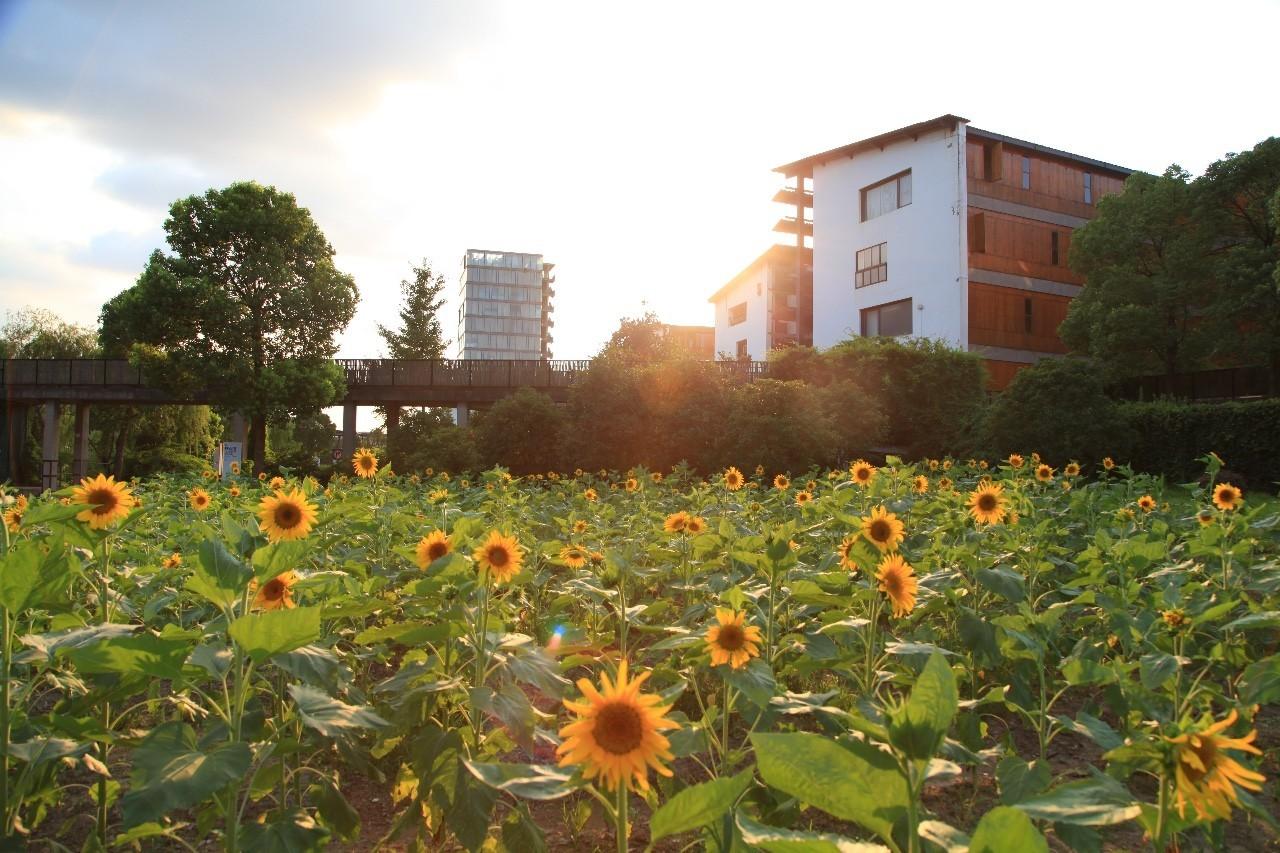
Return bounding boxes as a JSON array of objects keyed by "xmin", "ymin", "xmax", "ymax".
[{"xmin": 2, "ymin": 0, "xmax": 1277, "ymax": 386}]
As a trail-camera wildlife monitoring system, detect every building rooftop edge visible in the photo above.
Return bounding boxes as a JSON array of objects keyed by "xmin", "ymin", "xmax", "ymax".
[
  {"xmin": 708, "ymin": 243, "xmax": 811, "ymax": 304},
  {"xmin": 966, "ymin": 126, "xmax": 1133, "ymax": 176}
]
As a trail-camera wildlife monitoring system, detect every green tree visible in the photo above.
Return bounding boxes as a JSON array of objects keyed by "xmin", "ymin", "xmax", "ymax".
[
  {"xmin": 1196, "ymin": 137, "xmax": 1280, "ymax": 390},
  {"xmin": 100, "ymin": 182, "xmax": 358, "ymax": 469},
  {"xmin": 377, "ymin": 260, "xmax": 448, "ymax": 359},
  {"xmin": 987, "ymin": 357, "xmax": 1126, "ymax": 465},
  {"xmin": 472, "ymin": 387, "xmax": 566, "ymax": 474},
  {"xmin": 1060, "ymin": 167, "xmax": 1219, "ymax": 381},
  {"xmin": 0, "ymin": 308, "xmax": 98, "ymax": 359}
]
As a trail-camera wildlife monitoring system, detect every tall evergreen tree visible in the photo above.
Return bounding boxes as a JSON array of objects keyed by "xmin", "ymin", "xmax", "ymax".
[{"xmin": 378, "ymin": 260, "xmax": 447, "ymax": 359}]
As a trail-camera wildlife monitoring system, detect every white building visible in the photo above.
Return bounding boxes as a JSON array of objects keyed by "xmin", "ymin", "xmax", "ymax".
[{"xmin": 709, "ymin": 244, "xmax": 811, "ymax": 360}]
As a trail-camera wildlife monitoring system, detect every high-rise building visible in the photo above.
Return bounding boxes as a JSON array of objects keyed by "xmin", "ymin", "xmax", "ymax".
[{"xmin": 456, "ymin": 249, "xmax": 555, "ymax": 359}]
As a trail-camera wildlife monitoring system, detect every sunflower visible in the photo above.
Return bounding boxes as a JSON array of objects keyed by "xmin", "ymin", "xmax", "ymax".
[
  {"xmin": 474, "ymin": 531, "xmax": 524, "ymax": 584},
  {"xmin": 876, "ymin": 554, "xmax": 918, "ymax": 618},
  {"xmin": 229, "ymin": 485, "xmax": 241, "ymax": 498},
  {"xmin": 650, "ymin": 472, "xmax": 663, "ymax": 484},
  {"xmin": 229, "ymin": 461, "xmax": 241, "ymax": 475},
  {"xmin": 849, "ymin": 460, "xmax": 876, "ymax": 487},
  {"xmin": 1064, "ymin": 462, "xmax": 1081, "ymax": 477},
  {"xmin": 253, "ymin": 570, "xmax": 299, "ymax": 611},
  {"xmin": 1167, "ymin": 709, "xmax": 1265, "ymax": 821},
  {"xmin": 773, "ymin": 474, "xmax": 790, "ymax": 491},
  {"xmin": 837, "ymin": 535, "xmax": 859, "ymax": 570},
  {"xmin": 258, "ymin": 472, "xmax": 268, "ymax": 481},
  {"xmin": 353, "ymin": 448, "xmax": 379, "ymax": 479},
  {"xmin": 560, "ymin": 544, "xmax": 589, "ymax": 569},
  {"xmin": 663, "ymin": 511, "xmax": 688, "ymax": 533},
  {"xmin": 624, "ymin": 477, "xmax": 639, "ymax": 492},
  {"xmin": 1197, "ymin": 509, "xmax": 1215, "ymax": 527},
  {"xmin": 705, "ymin": 608, "xmax": 763, "ymax": 670},
  {"xmin": 794, "ymin": 490, "xmax": 813, "ymax": 507},
  {"xmin": 72, "ymin": 474, "xmax": 137, "ymax": 530},
  {"xmin": 913, "ymin": 475, "xmax": 929, "ymax": 494},
  {"xmin": 806, "ymin": 480, "xmax": 817, "ymax": 491},
  {"xmin": 861, "ymin": 505, "xmax": 906, "ymax": 552},
  {"xmin": 268, "ymin": 476, "xmax": 286, "ymax": 491},
  {"xmin": 978, "ymin": 460, "xmax": 989, "ymax": 470},
  {"xmin": 684, "ymin": 515, "xmax": 706, "ymax": 535},
  {"xmin": 429, "ymin": 488, "xmax": 449, "ymax": 503},
  {"xmin": 416, "ymin": 530, "xmax": 452, "ymax": 569},
  {"xmin": 1137, "ymin": 494, "xmax": 1156, "ymax": 513},
  {"xmin": 937, "ymin": 476, "xmax": 953, "ymax": 492},
  {"xmin": 583, "ymin": 488, "xmax": 598, "ymax": 502},
  {"xmin": 573, "ymin": 519, "xmax": 589, "ymax": 535},
  {"xmin": 928, "ymin": 459, "xmax": 940, "ymax": 471},
  {"xmin": 3, "ymin": 506, "xmax": 23, "ymax": 533},
  {"xmin": 1102, "ymin": 456, "xmax": 1115, "ymax": 471},
  {"xmin": 1212, "ymin": 483, "xmax": 1242, "ymax": 511},
  {"xmin": 1035, "ymin": 464, "xmax": 1054, "ymax": 483},
  {"xmin": 161, "ymin": 552, "xmax": 183, "ymax": 569},
  {"xmin": 723, "ymin": 467, "xmax": 744, "ymax": 491},
  {"xmin": 1117, "ymin": 507, "xmax": 1136, "ymax": 521},
  {"xmin": 754, "ymin": 464, "xmax": 765, "ymax": 476},
  {"xmin": 1162, "ymin": 609, "xmax": 1188, "ymax": 630},
  {"xmin": 189, "ymin": 488, "xmax": 212, "ymax": 511},
  {"xmin": 556, "ymin": 660, "xmax": 679, "ymax": 792},
  {"xmin": 257, "ymin": 489, "xmax": 318, "ymax": 542},
  {"xmin": 1007, "ymin": 453, "xmax": 1025, "ymax": 469},
  {"xmin": 942, "ymin": 459, "xmax": 953, "ymax": 471},
  {"xmin": 967, "ymin": 482, "xmax": 1007, "ymax": 525}
]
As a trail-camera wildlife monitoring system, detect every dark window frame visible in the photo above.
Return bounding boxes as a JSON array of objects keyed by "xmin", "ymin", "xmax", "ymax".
[
  {"xmin": 1050, "ymin": 231, "xmax": 1060, "ymax": 266},
  {"xmin": 855, "ymin": 241, "xmax": 889, "ymax": 288},
  {"xmin": 1024, "ymin": 297, "xmax": 1034, "ymax": 334},
  {"xmin": 735, "ymin": 339, "xmax": 748, "ymax": 359},
  {"xmin": 1021, "ymin": 155, "xmax": 1031, "ymax": 190},
  {"xmin": 860, "ymin": 170, "xmax": 913, "ymax": 222},
  {"xmin": 1083, "ymin": 172, "xmax": 1093, "ymax": 204},
  {"xmin": 860, "ymin": 298, "xmax": 913, "ymax": 338},
  {"xmin": 728, "ymin": 302, "xmax": 747, "ymax": 326}
]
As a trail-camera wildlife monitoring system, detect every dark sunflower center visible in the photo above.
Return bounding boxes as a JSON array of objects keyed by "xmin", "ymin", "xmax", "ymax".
[
  {"xmin": 1182, "ymin": 739, "xmax": 1217, "ymax": 784},
  {"xmin": 427, "ymin": 542, "xmax": 448, "ymax": 560},
  {"xmin": 594, "ymin": 701, "xmax": 644, "ymax": 755},
  {"xmin": 275, "ymin": 502, "xmax": 301, "ymax": 528},
  {"xmin": 263, "ymin": 579, "xmax": 286, "ymax": 600},
  {"xmin": 856, "ymin": 469, "xmax": 869, "ymax": 481},
  {"xmin": 487, "ymin": 546, "xmax": 510, "ymax": 568},
  {"xmin": 1220, "ymin": 488, "xmax": 1236, "ymax": 502},
  {"xmin": 717, "ymin": 623, "xmax": 746, "ymax": 651},
  {"xmin": 977, "ymin": 493, "xmax": 997, "ymax": 512},
  {"xmin": 88, "ymin": 488, "xmax": 118, "ymax": 515},
  {"xmin": 360, "ymin": 457, "xmax": 374, "ymax": 470},
  {"xmin": 883, "ymin": 571, "xmax": 903, "ymax": 597},
  {"xmin": 870, "ymin": 519, "xmax": 891, "ymax": 541}
]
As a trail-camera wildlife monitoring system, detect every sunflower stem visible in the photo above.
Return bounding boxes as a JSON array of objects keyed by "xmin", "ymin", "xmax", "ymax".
[
  {"xmin": 720, "ymin": 681, "xmax": 733, "ymax": 775},
  {"xmin": 614, "ymin": 782, "xmax": 629, "ymax": 853}
]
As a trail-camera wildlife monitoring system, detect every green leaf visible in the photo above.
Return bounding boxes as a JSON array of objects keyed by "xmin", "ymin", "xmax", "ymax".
[
  {"xmin": 1240, "ymin": 655, "xmax": 1280, "ymax": 705},
  {"xmin": 917, "ymin": 820, "xmax": 969, "ymax": 852},
  {"xmin": 288, "ymin": 683, "xmax": 388, "ymax": 737},
  {"xmin": 354, "ymin": 620, "xmax": 451, "ymax": 646},
  {"xmin": 888, "ymin": 653, "xmax": 957, "ymax": 761},
  {"xmin": 752, "ymin": 732, "xmax": 908, "ymax": 845},
  {"xmin": 0, "ymin": 539, "xmax": 76, "ymax": 613},
  {"xmin": 1139, "ymin": 652, "xmax": 1181, "ymax": 690},
  {"xmin": 724, "ymin": 658, "xmax": 777, "ymax": 708},
  {"xmin": 1222, "ymin": 611, "xmax": 1280, "ymax": 631},
  {"xmin": 976, "ymin": 566, "xmax": 1025, "ymax": 603},
  {"xmin": 251, "ymin": 540, "xmax": 314, "ymax": 583},
  {"xmin": 240, "ymin": 809, "xmax": 330, "ymax": 852},
  {"xmin": 113, "ymin": 822, "xmax": 186, "ymax": 847},
  {"xmin": 650, "ymin": 768, "xmax": 753, "ymax": 842},
  {"xmin": 956, "ymin": 607, "xmax": 1000, "ymax": 665},
  {"xmin": 969, "ymin": 806, "xmax": 1048, "ymax": 853},
  {"xmin": 1054, "ymin": 712, "xmax": 1123, "ymax": 751},
  {"xmin": 996, "ymin": 756, "xmax": 1051, "ymax": 805},
  {"xmin": 463, "ymin": 760, "xmax": 579, "ymax": 800},
  {"xmin": 735, "ymin": 812, "xmax": 889, "ymax": 852},
  {"xmin": 188, "ymin": 538, "xmax": 252, "ymax": 610},
  {"xmin": 68, "ymin": 633, "xmax": 191, "ymax": 680},
  {"xmin": 1015, "ymin": 776, "xmax": 1141, "ymax": 826},
  {"xmin": 275, "ymin": 645, "xmax": 346, "ymax": 690},
  {"xmin": 307, "ymin": 778, "xmax": 360, "ymax": 841},
  {"xmin": 9, "ymin": 736, "xmax": 89, "ymax": 765},
  {"xmin": 501, "ymin": 803, "xmax": 548, "ymax": 853},
  {"xmin": 229, "ymin": 607, "xmax": 321, "ymax": 662},
  {"xmin": 20, "ymin": 623, "xmax": 136, "ymax": 663},
  {"xmin": 1060, "ymin": 656, "xmax": 1116, "ymax": 686},
  {"xmin": 120, "ymin": 722, "xmax": 251, "ymax": 827}
]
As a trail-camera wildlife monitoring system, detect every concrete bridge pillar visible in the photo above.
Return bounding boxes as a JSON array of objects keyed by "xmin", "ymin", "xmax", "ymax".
[
  {"xmin": 385, "ymin": 404, "xmax": 400, "ymax": 454},
  {"xmin": 73, "ymin": 403, "xmax": 91, "ymax": 482},
  {"xmin": 2, "ymin": 404, "xmax": 27, "ymax": 484},
  {"xmin": 341, "ymin": 403, "xmax": 357, "ymax": 465},
  {"xmin": 455, "ymin": 402, "xmax": 470, "ymax": 428},
  {"xmin": 41, "ymin": 402, "xmax": 60, "ymax": 492}
]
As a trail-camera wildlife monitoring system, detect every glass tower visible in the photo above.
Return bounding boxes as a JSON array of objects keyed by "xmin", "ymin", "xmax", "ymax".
[{"xmin": 456, "ymin": 249, "xmax": 555, "ymax": 359}]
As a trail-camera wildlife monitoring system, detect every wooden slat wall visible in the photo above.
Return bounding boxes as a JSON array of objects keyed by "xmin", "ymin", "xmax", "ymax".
[
  {"xmin": 968, "ymin": 282, "xmax": 1071, "ymax": 353},
  {"xmin": 968, "ymin": 210, "xmax": 1082, "ymax": 285},
  {"xmin": 983, "ymin": 359, "xmax": 1026, "ymax": 391},
  {"xmin": 966, "ymin": 139, "xmax": 1125, "ymax": 214}
]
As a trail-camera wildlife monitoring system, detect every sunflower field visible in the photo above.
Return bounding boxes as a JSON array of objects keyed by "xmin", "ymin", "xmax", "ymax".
[{"xmin": 0, "ymin": 450, "xmax": 1277, "ymax": 852}]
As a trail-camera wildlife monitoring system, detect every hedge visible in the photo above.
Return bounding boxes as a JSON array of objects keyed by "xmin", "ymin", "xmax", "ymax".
[{"xmin": 1120, "ymin": 398, "xmax": 1280, "ymax": 489}]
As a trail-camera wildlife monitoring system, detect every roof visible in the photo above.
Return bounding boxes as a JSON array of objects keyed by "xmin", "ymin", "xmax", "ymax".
[
  {"xmin": 966, "ymin": 126, "xmax": 1132, "ymax": 176},
  {"xmin": 708, "ymin": 243, "xmax": 811, "ymax": 304},
  {"xmin": 774, "ymin": 114, "xmax": 967, "ymax": 177},
  {"xmin": 774, "ymin": 114, "xmax": 1133, "ymax": 178}
]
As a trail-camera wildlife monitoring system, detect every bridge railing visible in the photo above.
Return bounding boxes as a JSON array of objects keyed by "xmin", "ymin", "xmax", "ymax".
[{"xmin": 2, "ymin": 359, "xmax": 145, "ymax": 386}]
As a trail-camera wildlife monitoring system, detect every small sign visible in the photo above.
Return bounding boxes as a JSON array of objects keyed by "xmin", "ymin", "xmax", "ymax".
[
  {"xmin": 331, "ymin": 448, "xmax": 343, "ymax": 463},
  {"xmin": 217, "ymin": 442, "xmax": 243, "ymax": 479}
]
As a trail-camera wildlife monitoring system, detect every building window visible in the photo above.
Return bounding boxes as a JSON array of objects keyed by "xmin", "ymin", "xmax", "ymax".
[
  {"xmin": 983, "ymin": 141, "xmax": 1004, "ymax": 181},
  {"xmin": 1024, "ymin": 297, "xmax": 1033, "ymax": 334},
  {"xmin": 855, "ymin": 242, "xmax": 888, "ymax": 288},
  {"xmin": 861, "ymin": 298, "xmax": 912, "ymax": 338},
  {"xmin": 1021, "ymin": 156, "xmax": 1031, "ymax": 190},
  {"xmin": 860, "ymin": 170, "xmax": 912, "ymax": 222},
  {"xmin": 756, "ymin": 281, "xmax": 762, "ymax": 296},
  {"xmin": 1050, "ymin": 231, "xmax": 1060, "ymax": 265},
  {"xmin": 728, "ymin": 302, "xmax": 747, "ymax": 325},
  {"xmin": 1083, "ymin": 172, "xmax": 1093, "ymax": 204},
  {"xmin": 736, "ymin": 339, "xmax": 748, "ymax": 359}
]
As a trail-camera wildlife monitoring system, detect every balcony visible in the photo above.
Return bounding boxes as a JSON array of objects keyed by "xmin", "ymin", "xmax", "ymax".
[
  {"xmin": 772, "ymin": 187, "xmax": 813, "ymax": 208},
  {"xmin": 773, "ymin": 216, "xmax": 813, "ymax": 237}
]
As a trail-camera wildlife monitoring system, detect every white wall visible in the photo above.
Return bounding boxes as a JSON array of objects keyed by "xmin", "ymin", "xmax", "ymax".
[
  {"xmin": 712, "ymin": 271, "xmax": 769, "ymax": 360},
  {"xmin": 811, "ymin": 123, "xmax": 967, "ymax": 349}
]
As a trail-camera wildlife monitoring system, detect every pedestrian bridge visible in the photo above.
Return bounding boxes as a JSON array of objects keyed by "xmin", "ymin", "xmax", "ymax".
[{"xmin": 2, "ymin": 358, "xmax": 770, "ymax": 487}]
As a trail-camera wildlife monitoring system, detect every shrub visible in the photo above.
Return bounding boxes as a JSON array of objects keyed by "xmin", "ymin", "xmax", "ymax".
[
  {"xmin": 472, "ymin": 387, "xmax": 567, "ymax": 475},
  {"xmin": 988, "ymin": 357, "xmax": 1127, "ymax": 466},
  {"xmin": 1120, "ymin": 398, "xmax": 1280, "ymax": 489},
  {"xmin": 718, "ymin": 379, "xmax": 837, "ymax": 474}
]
